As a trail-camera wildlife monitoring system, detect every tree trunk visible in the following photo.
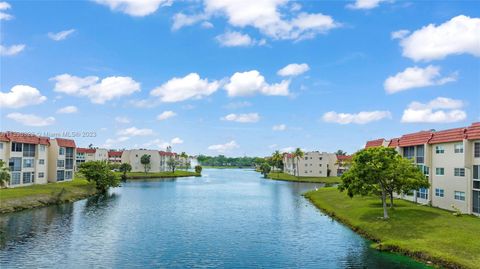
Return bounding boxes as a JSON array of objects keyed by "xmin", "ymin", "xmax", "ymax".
[
  {"xmin": 381, "ymin": 186, "xmax": 389, "ymax": 219},
  {"xmin": 389, "ymin": 191, "xmax": 394, "ymax": 209}
]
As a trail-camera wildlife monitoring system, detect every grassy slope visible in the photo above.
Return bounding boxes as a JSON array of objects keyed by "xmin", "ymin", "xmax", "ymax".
[
  {"xmin": 267, "ymin": 172, "xmax": 341, "ymax": 184},
  {"xmin": 117, "ymin": 170, "xmax": 200, "ymax": 179},
  {"xmin": 0, "ymin": 178, "xmax": 97, "ymax": 213},
  {"xmin": 305, "ymin": 187, "xmax": 480, "ymax": 269}
]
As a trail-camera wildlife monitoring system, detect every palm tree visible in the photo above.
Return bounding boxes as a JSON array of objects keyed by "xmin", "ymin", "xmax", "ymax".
[
  {"xmin": 0, "ymin": 160, "xmax": 10, "ymax": 188},
  {"xmin": 271, "ymin": 150, "xmax": 282, "ymax": 177},
  {"xmin": 292, "ymin": 148, "xmax": 304, "ymax": 177}
]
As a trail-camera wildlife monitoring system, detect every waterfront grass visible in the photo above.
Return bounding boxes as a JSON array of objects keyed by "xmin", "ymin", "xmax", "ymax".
[
  {"xmin": 304, "ymin": 187, "xmax": 480, "ymax": 269},
  {"xmin": 203, "ymin": 166, "xmax": 249, "ymax": 169},
  {"xmin": 117, "ymin": 170, "xmax": 200, "ymax": 179},
  {"xmin": 267, "ymin": 172, "xmax": 341, "ymax": 184},
  {"xmin": 0, "ymin": 177, "xmax": 96, "ymax": 213}
]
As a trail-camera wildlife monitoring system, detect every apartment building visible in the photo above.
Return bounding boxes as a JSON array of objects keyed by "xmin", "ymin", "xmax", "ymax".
[
  {"xmin": 47, "ymin": 138, "xmax": 76, "ymax": 182},
  {"xmin": 336, "ymin": 155, "xmax": 352, "ymax": 176},
  {"xmin": 365, "ymin": 122, "xmax": 480, "ymax": 215},
  {"xmin": 283, "ymin": 151, "xmax": 338, "ymax": 177},
  {"xmin": 159, "ymin": 150, "xmax": 176, "ymax": 172},
  {"xmin": 108, "ymin": 151, "xmax": 123, "ymax": 163},
  {"xmin": 76, "ymin": 147, "xmax": 109, "ymax": 169},
  {"xmin": 0, "ymin": 132, "xmax": 50, "ymax": 187}
]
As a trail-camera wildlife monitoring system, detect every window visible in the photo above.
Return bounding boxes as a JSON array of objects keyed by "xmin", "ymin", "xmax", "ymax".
[
  {"xmin": 66, "ymin": 147, "xmax": 74, "ymax": 158},
  {"xmin": 319, "ymin": 157, "xmax": 322, "ymax": 160},
  {"xmin": 57, "ymin": 160, "xmax": 65, "ymax": 168},
  {"xmin": 23, "ymin": 143, "xmax": 35, "ymax": 157},
  {"xmin": 454, "ymin": 168, "xmax": 465, "ymax": 177},
  {"xmin": 417, "ymin": 188, "xmax": 428, "ymax": 199},
  {"xmin": 11, "ymin": 142, "xmax": 22, "ymax": 152},
  {"xmin": 319, "ymin": 164, "xmax": 322, "ymax": 167},
  {"xmin": 435, "ymin": 145, "xmax": 445, "ymax": 154},
  {"xmin": 403, "ymin": 146, "xmax": 415, "ymax": 160},
  {"xmin": 23, "ymin": 158, "xmax": 34, "ymax": 168},
  {"xmin": 416, "ymin": 145, "xmax": 424, "ymax": 163},
  {"xmin": 57, "ymin": 170, "xmax": 65, "ymax": 181},
  {"xmin": 305, "ymin": 164, "xmax": 308, "ymax": 167},
  {"xmin": 0, "ymin": 143, "xmax": 3, "ymax": 150},
  {"xmin": 23, "ymin": 172, "xmax": 34, "ymax": 184},
  {"xmin": 39, "ymin": 145, "xmax": 45, "ymax": 152},
  {"xmin": 454, "ymin": 143, "xmax": 464, "ymax": 153},
  {"xmin": 454, "ymin": 191, "xmax": 465, "ymax": 201},
  {"xmin": 65, "ymin": 159, "xmax": 74, "ymax": 169},
  {"xmin": 435, "ymin": 188, "xmax": 444, "ymax": 197},
  {"xmin": 435, "ymin": 167, "xmax": 445, "ymax": 176},
  {"xmin": 38, "ymin": 172, "xmax": 44, "ymax": 178},
  {"xmin": 39, "ymin": 159, "xmax": 45, "ymax": 165},
  {"xmin": 59, "ymin": 147, "xmax": 65, "ymax": 155},
  {"xmin": 474, "ymin": 165, "xmax": 479, "ymax": 180},
  {"xmin": 9, "ymin": 157, "xmax": 21, "ymax": 171},
  {"xmin": 473, "ymin": 181, "xmax": 480, "ymax": 189},
  {"xmin": 65, "ymin": 171, "xmax": 73, "ymax": 180},
  {"xmin": 304, "ymin": 157, "xmax": 308, "ymax": 160},
  {"xmin": 11, "ymin": 172, "xmax": 21, "ymax": 185},
  {"xmin": 475, "ymin": 142, "xmax": 480, "ymax": 158}
]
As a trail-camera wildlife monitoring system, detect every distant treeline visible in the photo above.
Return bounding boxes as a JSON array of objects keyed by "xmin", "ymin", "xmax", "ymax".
[{"xmin": 196, "ymin": 155, "xmax": 263, "ymax": 167}]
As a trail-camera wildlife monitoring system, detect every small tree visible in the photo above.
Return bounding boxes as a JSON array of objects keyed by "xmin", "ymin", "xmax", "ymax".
[
  {"xmin": 0, "ymin": 160, "xmax": 10, "ymax": 188},
  {"xmin": 292, "ymin": 148, "xmax": 304, "ymax": 177},
  {"xmin": 179, "ymin": 152, "xmax": 188, "ymax": 170},
  {"xmin": 119, "ymin": 163, "xmax": 132, "ymax": 181},
  {"xmin": 335, "ymin": 149, "xmax": 347, "ymax": 156},
  {"xmin": 140, "ymin": 154, "xmax": 151, "ymax": 174},
  {"xmin": 108, "ymin": 162, "xmax": 121, "ymax": 170},
  {"xmin": 271, "ymin": 150, "xmax": 283, "ymax": 176},
  {"xmin": 167, "ymin": 157, "xmax": 177, "ymax": 173},
  {"xmin": 195, "ymin": 165, "xmax": 202, "ymax": 174},
  {"xmin": 260, "ymin": 163, "xmax": 271, "ymax": 178},
  {"xmin": 79, "ymin": 161, "xmax": 119, "ymax": 192}
]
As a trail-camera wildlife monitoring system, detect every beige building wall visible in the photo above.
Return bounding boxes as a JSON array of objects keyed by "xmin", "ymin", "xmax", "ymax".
[
  {"xmin": 284, "ymin": 151, "xmax": 338, "ymax": 177},
  {"xmin": 47, "ymin": 139, "xmax": 75, "ymax": 183},
  {"xmin": 122, "ymin": 150, "xmax": 161, "ymax": 172}
]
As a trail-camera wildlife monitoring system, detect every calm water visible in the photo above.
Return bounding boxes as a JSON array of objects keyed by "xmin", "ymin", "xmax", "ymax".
[{"xmin": 0, "ymin": 169, "xmax": 428, "ymax": 268}]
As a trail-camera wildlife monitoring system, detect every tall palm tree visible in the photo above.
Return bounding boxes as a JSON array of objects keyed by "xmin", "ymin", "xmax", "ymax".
[
  {"xmin": 293, "ymin": 148, "xmax": 304, "ymax": 177},
  {"xmin": 271, "ymin": 150, "xmax": 282, "ymax": 177}
]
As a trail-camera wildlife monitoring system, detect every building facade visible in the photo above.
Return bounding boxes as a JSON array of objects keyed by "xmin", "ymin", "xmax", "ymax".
[
  {"xmin": 365, "ymin": 122, "xmax": 480, "ymax": 215},
  {"xmin": 76, "ymin": 148, "xmax": 109, "ymax": 169},
  {"xmin": 108, "ymin": 151, "xmax": 123, "ymax": 163},
  {"xmin": 283, "ymin": 151, "xmax": 338, "ymax": 177},
  {"xmin": 47, "ymin": 138, "xmax": 76, "ymax": 183}
]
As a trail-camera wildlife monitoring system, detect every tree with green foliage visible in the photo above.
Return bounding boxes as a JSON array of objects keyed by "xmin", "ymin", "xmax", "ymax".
[
  {"xmin": 79, "ymin": 161, "xmax": 120, "ymax": 192},
  {"xmin": 0, "ymin": 160, "xmax": 10, "ymax": 188},
  {"xmin": 260, "ymin": 163, "xmax": 271, "ymax": 178},
  {"xmin": 140, "ymin": 154, "xmax": 151, "ymax": 174},
  {"xmin": 292, "ymin": 148, "xmax": 304, "ymax": 177},
  {"xmin": 339, "ymin": 147, "xmax": 429, "ymax": 219},
  {"xmin": 167, "ymin": 157, "xmax": 178, "ymax": 173},
  {"xmin": 335, "ymin": 150, "xmax": 347, "ymax": 156},
  {"xmin": 271, "ymin": 150, "xmax": 283, "ymax": 176},
  {"xmin": 119, "ymin": 163, "xmax": 132, "ymax": 181},
  {"xmin": 195, "ymin": 165, "xmax": 202, "ymax": 174},
  {"xmin": 179, "ymin": 152, "xmax": 188, "ymax": 170},
  {"xmin": 108, "ymin": 162, "xmax": 121, "ymax": 170}
]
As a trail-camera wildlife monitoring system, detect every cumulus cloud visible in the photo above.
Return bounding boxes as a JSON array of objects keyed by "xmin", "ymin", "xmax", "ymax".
[
  {"xmin": 208, "ymin": 140, "xmax": 239, "ymax": 153},
  {"xmin": 224, "ymin": 70, "xmax": 290, "ymax": 97},
  {"xmin": 215, "ymin": 31, "xmax": 265, "ymax": 47},
  {"xmin": 6, "ymin": 113, "xmax": 55, "ymax": 127},
  {"xmin": 170, "ymin": 137, "xmax": 183, "ymax": 144},
  {"xmin": 145, "ymin": 137, "xmax": 184, "ymax": 149},
  {"xmin": 391, "ymin": 29, "xmax": 410, "ymax": 39},
  {"xmin": 221, "ymin": 113, "xmax": 260, "ymax": 123},
  {"xmin": 0, "ymin": 1, "xmax": 13, "ymax": 20},
  {"xmin": 322, "ymin": 110, "xmax": 391, "ymax": 124},
  {"xmin": 277, "ymin": 63, "xmax": 310, "ymax": 77},
  {"xmin": 346, "ymin": 0, "xmax": 389, "ymax": 10},
  {"xmin": 0, "ymin": 44, "xmax": 25, "ymax": 56},
  {"xmin": 157, "ymin": 110, "xmax": 177, "ymax": 120},
  {"xmin": 0, "ymin": 85, "xmax": 47, "ymax": 108},
  {"xmin": 48, "ymin": 29, "xmax": 76, "ymax": 41},
  {"xmin": 397, "ymin": 15, "xmax": 480, "ymax": 61},
  {"xmin": 223, "ymin": 101, "xmax": 252, "ymax": 109},
  {"xmin": 94, "ymin": 0, "xmax": 172, "ymax": 16},
  {"xmin": 384, "ymin": 65, "xmax": 457, "ymax": 94},
  {"xmin": 51, "ymin": 74, "xmax": 140, "ymax": 104},
  {"xmin": 150, "ymin": 73, "xmax": 219, "ymax": 102},
  {"xmin": 56, "ymin": 105, "xmax": 78, "ymax": 114},
  {"xmin": 272, "ymin": 124, "xmax": 287, "ymax": 131},
  {"xmin": 103, "ymin": 136, "xmax": 130, "ymax": 148},
  {"xmin": 401, "ymin": 97, "xmax": 467, "ymax": 123},
  {"xmin": 172, "ymin": 13, "xmax": 208, "ymax": 31},
  {"xmin": 117, "ymin": 127, "xmax": 154, "ymax": 136},
  {"xmin": 115, "ymin": 116, "xmax": 130, "ymax": 124}
]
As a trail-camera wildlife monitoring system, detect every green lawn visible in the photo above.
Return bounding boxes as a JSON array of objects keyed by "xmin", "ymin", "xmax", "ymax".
[
  {"xmin": 203, "ymin": 166, "xmax": 251, "ymax": 169},
  {"xmin": 116, "ymin": 170, "xmax": 200, "ymax": 179},
  {"xmin": 305, "ymin": 187, "xmax": 480, "ymax": 269},
  {"xmin": 267, "ymin": 172, "xmax": 341, "ymax": 184}
]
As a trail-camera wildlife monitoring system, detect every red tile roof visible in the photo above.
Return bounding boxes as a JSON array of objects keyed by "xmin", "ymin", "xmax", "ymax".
[
  {"xmin": 55, "ymin": 138, "xmax": 76, "ymax": 148},
  {"xmin": 365, "ymin": 139, "xmax": 386, "ymax": 148},
  {"xmin": 159, "ymin": 151, "xmax": 176, "ymax": 157},
  {"xmin": 0, "ymin": 132, "xmax": 50, "ymax": 145},
  {"xmin": 108, "ymin": 151, "xmax": 123, "ymax": 157},
  {"xmin": 466, "ymin": 122, "xmax": 480, "ymax": 140},
  {"xmin": 388, "ymin": 138, "xmax": 400, "ymax": 148},
  {"xmin": 398, "ymin": 131, "xmax": 433, "ymax": 147},
  {"xmin": 77, "ymin": 148, "xmax": 96, "ymax": 154},
  {"xmin": 428, "ymin": 127, "xmax": 466, "ymax": 144},
  {"xmin": 336, "ymin": 155, "xmax": 352, "ymax": 161}
]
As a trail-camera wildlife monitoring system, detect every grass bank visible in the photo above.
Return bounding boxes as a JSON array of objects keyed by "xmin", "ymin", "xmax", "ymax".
[
  {"xmin": 116, "ymin": 170, "xmax": 200, "ymax": 179},
  {"xmin": 267, "ymin": 172, "xmax": 341, "ymax": 184},
  {"xmin": 203, "ymin": 166, "xmax": 252, "ymax": 169},
  {"xmin": 304, "ymin": 187, "xmax": 480, "ymax": 269},
  {"xmin": 0, "ymin": 178, "xmax": 97, "ymax": 214}
]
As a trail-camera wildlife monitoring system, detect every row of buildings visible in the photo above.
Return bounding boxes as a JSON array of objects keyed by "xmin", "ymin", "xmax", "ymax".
[
  {"xmin": 283, "ymin": 152, "xmax": 351, "ymax": 178},
  {"xmin": 0, "ymin": 132, "xmax": 193, "ymax": 188},
  {"xmin": 365, "ymin": 122, "xmax": 480, "ymax": 215}
]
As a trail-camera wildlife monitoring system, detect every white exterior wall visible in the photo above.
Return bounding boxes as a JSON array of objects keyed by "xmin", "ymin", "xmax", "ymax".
[
  {"xmin": 284, "ymin": 152, "xmax": 338, "ymax": 177},
  {"xmin": 122, "ymin": 150, "xmax": 161, "ymax": 172},
  {"xmin": 95, "ymin": 149, "xmax": 109, "ymax": 162},
  {"xmin": 47, "ymin": 140, "xmax": 75, "ymax": 183}
]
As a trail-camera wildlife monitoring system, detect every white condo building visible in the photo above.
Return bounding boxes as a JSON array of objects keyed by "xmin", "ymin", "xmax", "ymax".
[{"xmin": 283, "ymin": 151, "xmax": 339, "ymax": 177}]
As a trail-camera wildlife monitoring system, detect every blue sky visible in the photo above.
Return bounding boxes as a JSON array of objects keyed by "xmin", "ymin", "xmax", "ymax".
[{"xmin": 1, "ymin": 0, "xmax": 479, "ymax": 156}]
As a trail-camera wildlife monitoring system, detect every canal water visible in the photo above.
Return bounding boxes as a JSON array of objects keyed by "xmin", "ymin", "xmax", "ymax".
[{"xmin": 0, "ymin": 169, "xmax": 428, "ymax": 268}]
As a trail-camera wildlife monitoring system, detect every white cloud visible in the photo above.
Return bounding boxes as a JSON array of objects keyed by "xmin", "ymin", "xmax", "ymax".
[
  {"xmin": 94, "ymin": 0, "xmax": 172, "ymax": 17},
  {"xmin": 117, "ymin": 127, "xmax": 154, "ymax": 136},
  {"xmin": 56, "ymin": 105, "xmax": 78, "ymax": 114},
  {"xmin": 201, "ymin": 21, "xmax": 214, "ymax": 28},
  {"xmin": 51, "ymin": 74, "xmax": 140, "ymax": 104},
  {"xmin": 322, "ymin": 110, "xmax": 391, "ymax": 124},
  {"xmin": 346, "ymin": 0, "xmax": 388, "ymax": 10},
  {"xmin": 0, "ymin": 1, "xmax": 13, "ymax": 20},
  {"xmin": 172, "ymin": 13, "xmax": 208, "ymax": 31},
  {"xmin": 0, "ymin": 44, "xmax": 25, "ymax": 56},
  {"xmin": 157, "ymin": 110, "xmax": 177, "ymax": 120},
  {"xmin": 221, "ymin": 113, "xmax": 260, "ymax": 123},
  {"xmin": 277, "ymin": 63, "xmax": 310, "ymax": 77},
  {"xmin": 391, "ymin": 29, "xmax": 410, "ymax": 39},
  {"xmin": 280, "ymin": 146, "xmax": 295, "ymax": 152},
  {"xmin": 268, "ymin": 144, "xmax": 278, "ymax": 149},
  {"xmin": 103, "ymin": 136, "xmax": 130, "ymax": 148},
  {"xmin": 115, "ymin": 116, "xmax": 130, "ymax": 124},
  {"xmin": 401, "ymin": 97, "xmax": 467, "ymax": 123},
  {"xmin": 0, "ymin": 85, "xmax": 47, "ymax": 108},
  {"xmin": 6, "ymin": 113, "xmax": 55, "ymax": 127},
  {"xmin": 171, "ymin": 137, "xmax": 183, "ymax": 144},
  {"xmin": 384, "ymin": 65, "xmax": 457, "ymax": 94},
  {"xmin": 208, "ymin": 140, "xmax": 239, "ymax": 153},
  {"xmin": 223, "ymin": 101, "xmax": 252, "ymax": 109},
  {"xmin": 224, "ymin": 70, "xmax": 290, "ymax": 97},
  {"xmin": 215, "ymin": 31, "xmax": 265, "ymax": 47},
  {"xmin": 48, "ymin": 29, "xmax": 76, "ymax": 41},
  {"xmin": 150, "ymin": 73, "xmax": 219, "ymax": 102},
  {"xmin": 272, "ymin": 124, "xmax": 287, "ymax": 131},
  {"xmin": 398, "ymin": 15, "xmax": 480, "ymax": 61},
  {"xmin": 144, "ymin": 137, "xmax": 183, "ymax": 149}
]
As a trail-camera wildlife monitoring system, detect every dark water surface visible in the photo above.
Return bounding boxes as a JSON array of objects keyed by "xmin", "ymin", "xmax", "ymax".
[{"xmin": 0, "ymin": 169, "xmax": 428, "ymax": 268}]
